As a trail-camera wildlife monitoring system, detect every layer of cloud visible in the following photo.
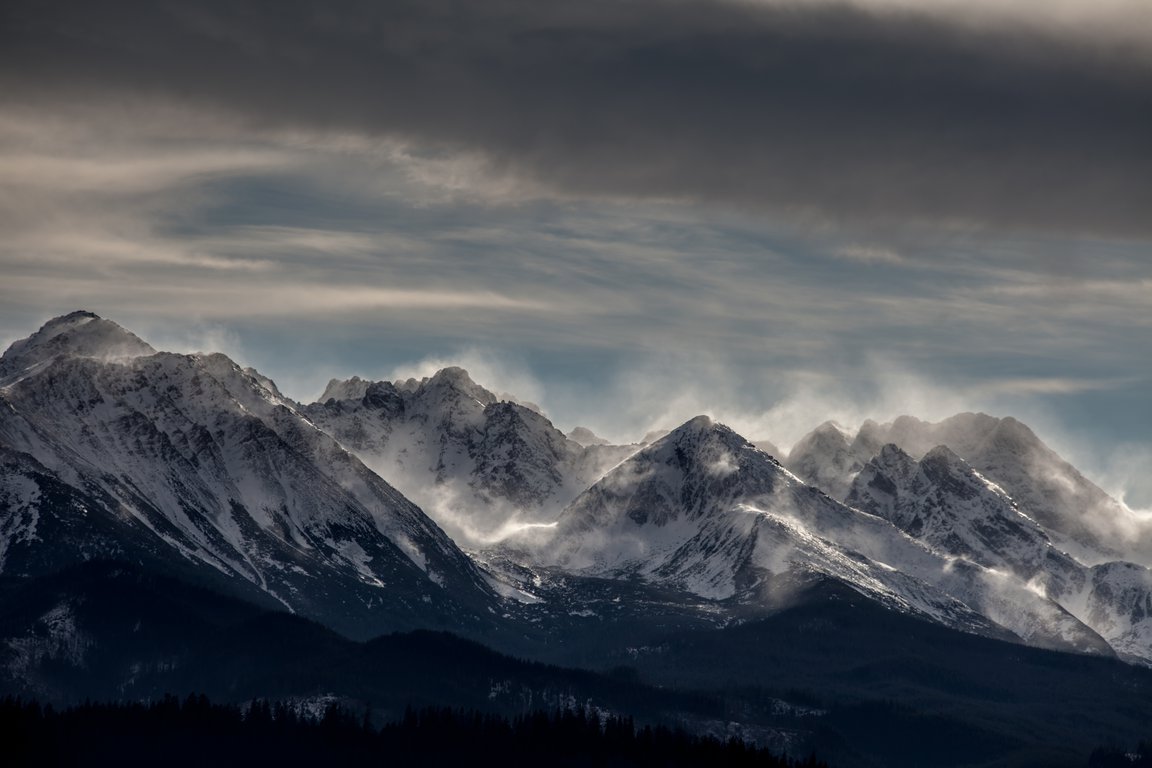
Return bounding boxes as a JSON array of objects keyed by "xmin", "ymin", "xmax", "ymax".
[{"xmin": 2, "ymin": 0, "xmax": 1149, "ymax": 237}]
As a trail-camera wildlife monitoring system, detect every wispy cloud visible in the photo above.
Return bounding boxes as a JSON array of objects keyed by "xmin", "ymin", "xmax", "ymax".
[
  {"xmin": 965, "ymin": 376, "xmax": 1136, "ymax": 397},
  {"xmin": 831, "ymin": 245, "xmax": 906, "ymax": 266}
]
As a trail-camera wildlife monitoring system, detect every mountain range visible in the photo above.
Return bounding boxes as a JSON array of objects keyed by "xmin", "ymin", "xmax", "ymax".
[{"xmin": 3, "ymin": 311, "xmax": 1151, "ymax": 766}]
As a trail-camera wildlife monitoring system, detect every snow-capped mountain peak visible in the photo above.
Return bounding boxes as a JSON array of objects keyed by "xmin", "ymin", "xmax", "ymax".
[{"xmin": 0, "ymin": 311, "xmax": 155, "ymax": 385}]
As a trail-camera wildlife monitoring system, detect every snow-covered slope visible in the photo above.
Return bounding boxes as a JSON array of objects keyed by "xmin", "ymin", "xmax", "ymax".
[
  {"xmin": 0, "ymin": 313, "xmax": 497, "ymax": 638},
  {"xmin": 534, "ymin": 416, "xmax": 1112, "ymax": 656},
  {"xmin": 847, "ymin": 443, "xmax": 1152, "ymax": 664},
  {"xmin": 304, "ymin": 369, "xmax": 635, "ymax": 546}
]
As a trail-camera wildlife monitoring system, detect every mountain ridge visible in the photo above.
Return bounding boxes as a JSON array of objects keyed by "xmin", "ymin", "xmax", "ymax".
[
  {"xmin": 1, "ymin": 311, "xmax": 1149, "ymax": 667},
  {"xmin": 0, "ymin": 313, "xmax": 499, "ymax": 639}
]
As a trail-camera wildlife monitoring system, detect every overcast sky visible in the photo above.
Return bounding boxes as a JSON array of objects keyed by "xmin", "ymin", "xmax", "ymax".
[{"xmin": 1, "ymin": 0, "xmax": 1149, "ymax": 506}]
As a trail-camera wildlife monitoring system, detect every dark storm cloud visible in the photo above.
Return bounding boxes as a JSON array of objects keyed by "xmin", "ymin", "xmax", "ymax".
[{"xmin": 2, "ymin": 0, "xmax": 1150, "ymax": 236}]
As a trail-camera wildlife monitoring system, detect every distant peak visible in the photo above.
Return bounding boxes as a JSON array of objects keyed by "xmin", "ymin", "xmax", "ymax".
[
  {"xmin": 814, "ymin": 419, "xmax": 849, "ymax": 435},
  {"xmin": 567, "ymin": 426, "xmax": 610, "ymax": 446},
  {"xmin": 890, "ymin": 414, "xmax": 928, "ymax": 431},
  {"xmin": 851, "ymin": 419, "xmax": 887, "ymax": 454},
  {"xmin": 319, "ymin": 376, "xmax": 372, "ymax": 403},
  {"xmin": 945, "ymin": 411, "xmax": 997, "ymax": 424},
  {"xmin": 791, "ymin": 420, "xmax": 852, "ymax": 456}
]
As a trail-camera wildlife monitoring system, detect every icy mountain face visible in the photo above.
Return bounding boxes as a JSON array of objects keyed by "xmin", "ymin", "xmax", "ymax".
[
  {"xmin": 847, "ymin": 443, "xmax": 1152, "ymax": 664},
  {"xmin": 535, "ymin": 417, "xmax": 1112, "ymax": 656},
  {"xmin": 304, "ymin": 369, "xmax": 635, "ymax": 546},
  {"xmin": 0, "ymin": 314, "xmax": 496, "ymax": 638}
]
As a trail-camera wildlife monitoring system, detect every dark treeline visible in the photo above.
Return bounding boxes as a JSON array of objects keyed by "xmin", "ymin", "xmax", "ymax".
[
  {"xmin": 1089, "ymin": 740, "xmax": 1152, "ymax": 767},
  {"xmin": 0, "ymin": 694, "xmax": 827, "ymax": 767}
]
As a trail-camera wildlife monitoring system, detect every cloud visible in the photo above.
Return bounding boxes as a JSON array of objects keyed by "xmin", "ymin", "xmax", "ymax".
[
  {"xmin": 0, "ymin": 275, "xmax": 547, "ymax": 318},
  {"xmin": 2, "ymin": 0, "xmax": 1149, "ymax": 238},
  {"xmin": 781, "ymin": 0, "xmax": 1152, "ymax": 46},
  {"xmin": 832, "ymin": 245, "xmax": 905, "ymax": 266},
  {"xmin": 963, "ymin": 377, "xmax": 1136, "ymax": 397}
]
